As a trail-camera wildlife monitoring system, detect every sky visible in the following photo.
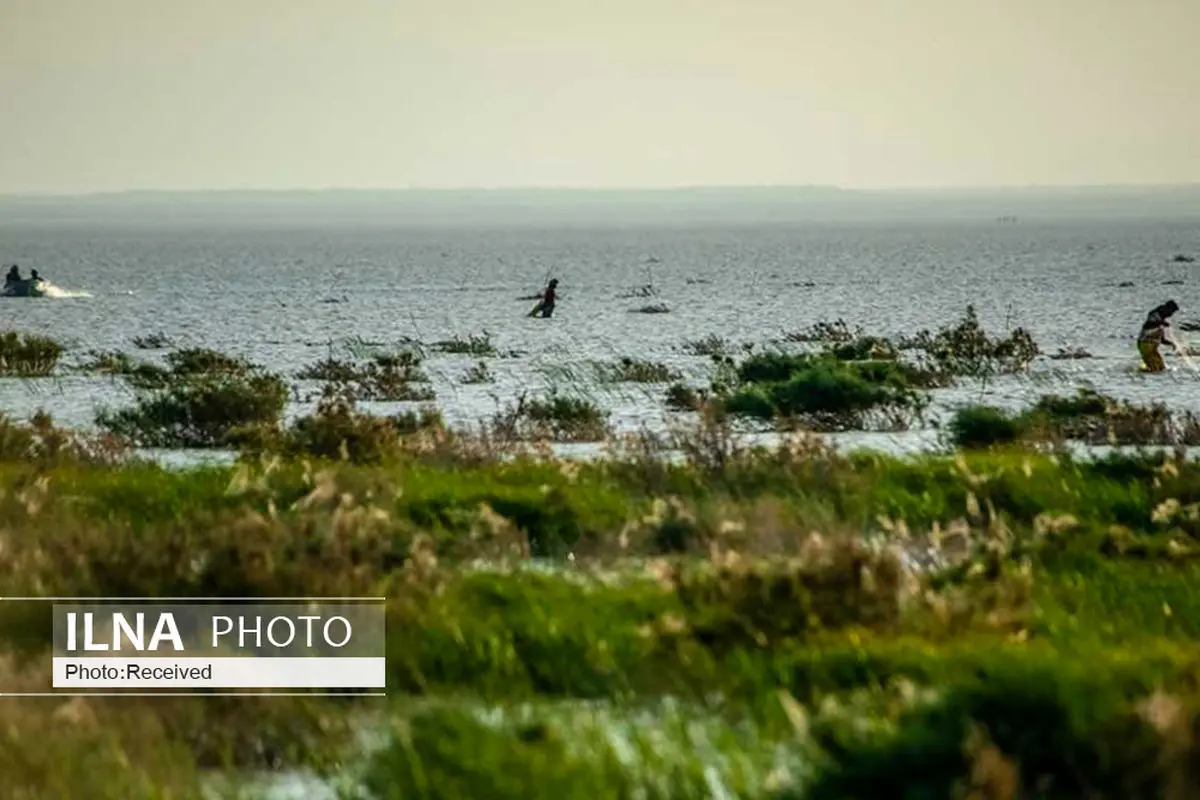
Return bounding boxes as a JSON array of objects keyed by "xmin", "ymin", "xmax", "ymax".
[{"xmin": 1, "ymin": 0, "xmax": 1197, "ymax": 194}]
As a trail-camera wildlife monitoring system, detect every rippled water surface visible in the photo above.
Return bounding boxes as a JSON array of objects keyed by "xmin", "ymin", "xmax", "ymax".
[{"xmin": 2, "ymin": 218, "xmax": 1198, "ymax": 450}]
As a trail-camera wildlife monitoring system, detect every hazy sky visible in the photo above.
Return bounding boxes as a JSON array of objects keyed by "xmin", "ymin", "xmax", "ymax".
[{"xmin": 1, "ymin": 0, "xmax": 1197, "ymax": 194}]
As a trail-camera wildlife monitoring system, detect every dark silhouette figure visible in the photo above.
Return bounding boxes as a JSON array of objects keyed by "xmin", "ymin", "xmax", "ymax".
[{"xmin": 529, "ymin": 278, "xmax": 558, "ymax": 318}]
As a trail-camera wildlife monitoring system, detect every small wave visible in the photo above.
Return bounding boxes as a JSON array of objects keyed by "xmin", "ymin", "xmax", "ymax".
[{"xmin": 39, "ymin": 282, "xmax": 92, "ymax": 298}]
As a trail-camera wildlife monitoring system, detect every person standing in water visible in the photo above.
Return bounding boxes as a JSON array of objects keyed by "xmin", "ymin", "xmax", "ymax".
[
  {"xmin": 529, "ymin": 278, "xmax": 558, "ymax": 318},
  {"xmin": 1138, "ymin": 300, "xmax": 1180, "ymax": 372}
]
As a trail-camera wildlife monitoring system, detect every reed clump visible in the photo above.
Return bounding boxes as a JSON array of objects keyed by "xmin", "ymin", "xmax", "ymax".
[
  {"xmin": 298, "ymin": 350, "xmax": 434, "ymax": 401},
  {"xmin": 0, "ymin": 330, "xmax": 64, "ymax": 377},
  {"xmin": 95, "ymin": 349, "xmax": 288, "ymax": 447},
  {"xmin": 601, "ymin": 357, "xmax": 681, "ymax": 384},
  {"xmin": 433, "ymin": 332, "xmax": 498, "ymax": 357},
  {"xmin": 949, "ymin": 389, "xmax": 1200, "ymax": 449}
]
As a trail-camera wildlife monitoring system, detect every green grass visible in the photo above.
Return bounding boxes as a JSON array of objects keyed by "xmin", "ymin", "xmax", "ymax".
[{"xmin": 7, "ymin": 408, "xmax": 1200, "ymax": 795}]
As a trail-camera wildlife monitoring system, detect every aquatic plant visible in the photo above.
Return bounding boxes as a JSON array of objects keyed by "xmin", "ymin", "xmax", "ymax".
[
  {"xmin": 166, "ymin": 347, "xmax": 255, "ymax": 377},
  {"xmin": 1049, "ymin": 346, "xmax": 1093, "ymax": 360},
  {"xmin": 96, "ymin": 372, "xmax": 288, "ymax": 448},
  {"xmin": 664, "ymin": 382, "xmax": 706, "ymax": 411},
  {"xmin": 949, "ymin": 389, "xmax": 1200, "ymax": 448},
  {"xmin": 131, "ymin": 331, "xmax": 174, "ymax": 349},
  {"xmin": 490, "ymin": 391, "xmax": 612, "ymax": 442},
  {"xmin": 899, "ymin": 304, "xmax": 1040, "ymax": 376},
  {"xmin": 433, "ymin": 332, "xmax": 498, "ymax": 357},
  {"xmin": 298, "ymin": 351, "xmax": 433, "ymax": 402},
  {"xmin": 781, "ymin": 319, "xmax": 864, "ymax": 344},
  {"xmin": 462, "ymin": 360, "xmax": 495, "ymax": 384},
  {"xmin": 235, "ymin": 385, "xmax": 445, "ymax": 464},
  {"xmin": 947, "ymin": 405, "xmax": 1025, "ymax": 450},
  {"xmin": 600, "ymin": 357, "xmax": 681, "ymax": 384},
  {"xmin": 680, "ymin": 334, "xmax": 738, "ymax": 357},
  {"xmin": 824, "ymin": 335, "xmax": 901, "ymax": 362},
  {"xmin": 80, "ymin": 349, "xmax": 138, "ymax": 376},
  {"xmin": 0, "ymin": 330, "xmax": 64, "ymax": 377},
  {"xmin": 721, "ymin": 352, "xmax": 930, "ymax": 430}
]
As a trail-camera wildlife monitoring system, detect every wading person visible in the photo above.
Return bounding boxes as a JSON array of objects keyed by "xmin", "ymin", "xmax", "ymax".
[
  {"xmin": 1139, "ymin": 300, "xmax": 1180, "ymax": 373},
  {"xmin": 528, "ymin": 278, "xmax": 558, "ymax": 318}
]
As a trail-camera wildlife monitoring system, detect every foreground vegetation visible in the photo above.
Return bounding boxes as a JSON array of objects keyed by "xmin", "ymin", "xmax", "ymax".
[{"xmin": 1, "ymin": 398, "xmax": 1200, "ymax": 796}]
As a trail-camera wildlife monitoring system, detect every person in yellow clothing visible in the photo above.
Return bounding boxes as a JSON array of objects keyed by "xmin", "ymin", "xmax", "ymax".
[{"xmin": 1138, "ymin": 300, "xmax": 1180, "ymax": 372}]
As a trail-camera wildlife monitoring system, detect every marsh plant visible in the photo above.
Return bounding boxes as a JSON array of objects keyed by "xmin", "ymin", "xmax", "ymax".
[
  {"xmin": 433, "ymin": 331, "xmax": 498, "ymax": 357},
  {"xmin": 0, "ymin": 330, "xmax": 64, "ymax": 377},
  {"xmin": 721, "ymin": 352, "xmax": 931, "ymax": 431},
  {"xmin": 234, "ymin": 385, "xmax": 445, "ymax": 463},
  {"xmin": 899, "ymin": 304, "xmax": 1040, "ymax": 376},
  {"xmin": 781, "ymin": 319, "xmax": 864, "ymax": 344},
  {"xmin": 490, "ymin": 391, "xmax": 612, "ymax": 442},
  {"xmin": 131, "ymin": 331, "xmax": 174, "ymax": 350},
  {"xmin": 665, "ymin": 382, "xmax": 707, "ymax": 411},
  {"xmin": 949, "ymin": 388, "xmax": 1200, "ymax": 448},
  {"xmin": 80, "ymin": 349, "xmax": 137, "ymax": 376},
  {"xmin": 601, "ymin": 357, "xmax": 681, "ymax": 384},
  {"xmin": 298, "ymin": 351, "xmax": 434, "ymax": 402},
  {"xmin": 681, "ymin": 334, "xmax": 739, "ymax": 358},
  {"xmin": 97, "ymin": 371, "xmax": 289, "ymax": 448},
  {"xmin": 462, "ymin": 361, "xmax": 495, "ymax": 384}
]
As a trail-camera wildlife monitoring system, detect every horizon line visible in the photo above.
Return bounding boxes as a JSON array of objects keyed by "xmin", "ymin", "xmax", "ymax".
[{"xmin": 3, "ymin": 181, "xmax": 1200, "ymax": 201}]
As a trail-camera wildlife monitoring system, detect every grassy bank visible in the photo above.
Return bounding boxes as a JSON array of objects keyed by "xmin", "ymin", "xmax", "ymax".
[{"xmin": 3, "ymin": 404, "xmax": 1200, "ymax": 797}]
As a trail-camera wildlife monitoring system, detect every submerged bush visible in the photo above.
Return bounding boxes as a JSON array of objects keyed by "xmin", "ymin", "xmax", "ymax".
[
  {"xmin": 234, "ymin": 386, "xmax": 445, "ymax": 463},
  {"xmin": 680, "ymin": 334, "xmax": 737, "ymax": 357},
  {"xmin": 433, "ymin": 332, "xmax": 497, "ymax": 357},
  {"xmin": 0, "ymin": 330, "xmax": 64, "ymax": 377},
  {"xmin": 900, "ymin": 305, "xmax": 1040, "ymax": 376},
  {"xmin": 601, "ymin": 358, "xmax": 681, "ymax": 384},
  {"xmin": 491, "ymin": 392, "xmax": 612, "ymax": 442},
  {"xmin": 298, "ymin": 351, "xmax": 433, "ymax": 401},
  {"xmin": 782, "ymin": 319, "xmax": 863, "ymax": 344},
  {"xmin": 665, "ymin": 382, "xmax": 706, "ymax": 412},
  {"xmin": 131, "ymin": 331, "xmax": 174, "ymax": 349},
  {"xmin": 726, "ymin": 354, "xmax": 928, "ymax": 431},
  {"xmin": 948, "ymin": 406, "xmax": 1024, "ymax": 450},
  {"xmin": 462, "ymin": 361, "xmax": 495, "ymax": 384},
  {"xmin": 97, "ymin": 373, "xmax": 288, "ymax": 448},
  {"xmin": 949, "ymin": 389, "xmax": 1200, "ymax": 448}
]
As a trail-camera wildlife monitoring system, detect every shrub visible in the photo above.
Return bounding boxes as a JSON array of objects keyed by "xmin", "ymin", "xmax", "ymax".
[
  {"xmin": 492, "ymin": 393, "xmax": 611, "ymax": 442},
  {"xmin": 131, "ymin": 332, "xmax": 173, "ymax": 349},
  {"xmin": 97, "ymin": 373, "xmax": 288, "ymax": 448},
  {"xmin": 601, "ymin": 358, "xmax": 680, "ymax": 384},
  {"xmin": 462, "ymin": 361, "xmax": 495, "ymax": 384},
  {"xmin": 0, "ymin": 411, "xmax": 129, "ymax": 465},
  {"xmin": 243, "ymin": 387, "xmax": 445, "ymax": 463},
  {"xmin": 727, "ymin": 356, "xmax": 928, "ymax": 430},
  {"xmin": 0, "ymin": 331, "xmax": 64, "ymax": 377},
  {"xmin": 297, "ymin": 351, "xmax": 432, "ymax": 401},
  {"xmin": 900, "ymin": 305, "xmax": 1040, "ymax": 376},
  {"xmin": 948, "ymin": 406, "xmax": 1024, "ymax": 450},
  {"xmin": 433, "ymin": 332, "xmax": 497, "ymax": 357}
]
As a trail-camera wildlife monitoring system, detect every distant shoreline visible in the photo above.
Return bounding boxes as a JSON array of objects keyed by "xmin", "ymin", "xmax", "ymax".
[{"xmin": 2, "ymin": 184, "xmax": 1198, "ymax": 225}]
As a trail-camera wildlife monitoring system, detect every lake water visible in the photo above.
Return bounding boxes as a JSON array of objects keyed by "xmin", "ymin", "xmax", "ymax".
[{"xmin": 2, "ymin": 217, "xmax": 1199, "ymax": 453}]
